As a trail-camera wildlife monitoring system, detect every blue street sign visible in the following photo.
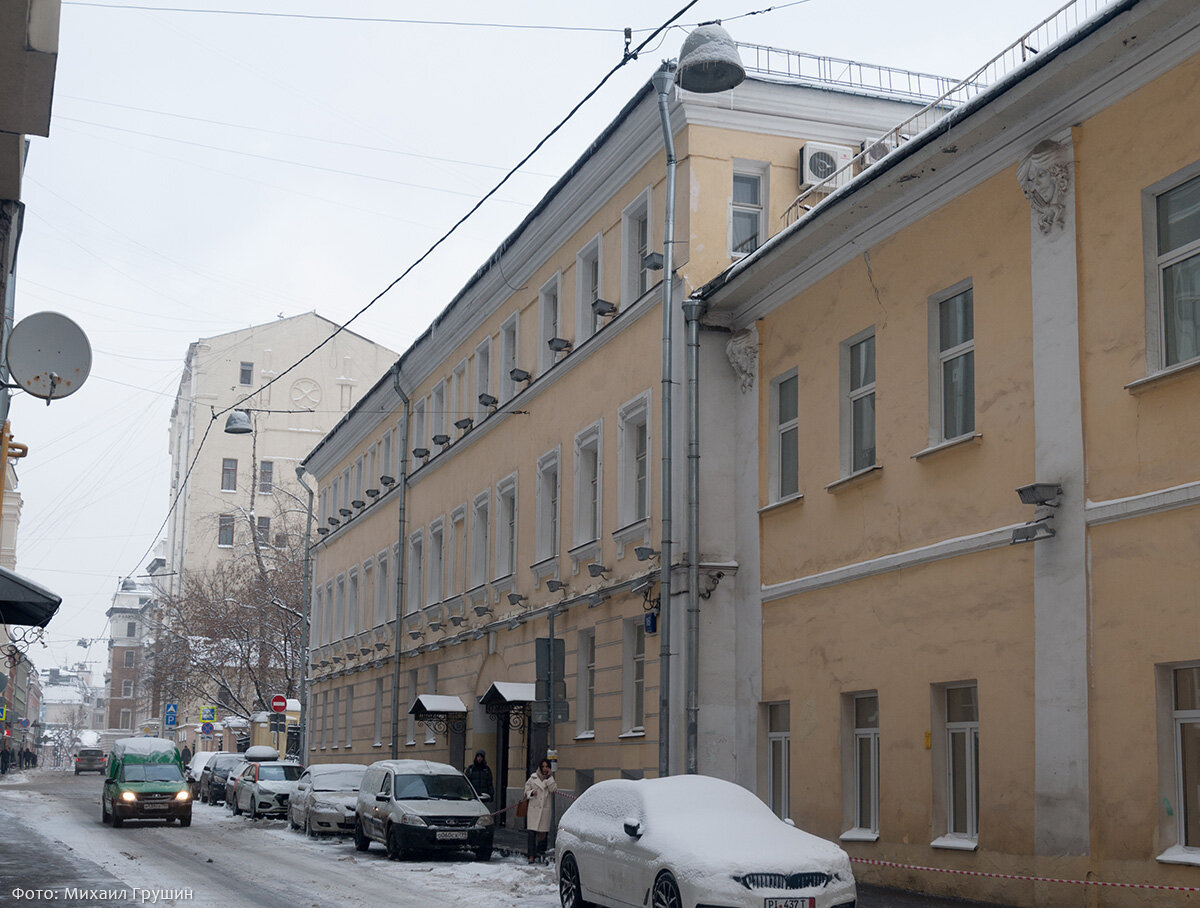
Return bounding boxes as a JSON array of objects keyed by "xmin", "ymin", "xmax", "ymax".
[
  {"xmin": 201, "ymin": 721, "xmax": 214, "ymax": 735},
  {"xmin": 164, "ymin": 703, "xmax": 178, "ymax": 728}
]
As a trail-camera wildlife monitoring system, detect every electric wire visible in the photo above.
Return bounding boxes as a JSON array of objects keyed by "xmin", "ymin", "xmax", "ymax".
[{"xmin": 216, "ymin": 0, "xmax": 704, "ymax": 423}]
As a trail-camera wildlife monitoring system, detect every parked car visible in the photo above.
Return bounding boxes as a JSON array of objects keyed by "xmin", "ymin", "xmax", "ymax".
[
  {"xmin": 186, "ymin": 751, "xmax": 216, "ymax": 797},
  {"xmin": 100, "ymin": 737, "xmax": 191, "ymax": 828},
  {"xmin": 198, "ymin": 752, "xmax": 241, "ymax": 804},
  {"xmin": 233, "ymin": 760, "xmax": 303, "ymax": 819},
  {"xmin": 555, "ymin": 774, "xmax": 856, "ymax": 908},
  {"xmin": 289, "ymin": 763, "xmax": 367, "ymax": 836},
  {"xmin": 353, "ymin": 759, "xmax": 493, "ymax": 861},
  {"xmin": 74, "ymin": 747, "xmax": 106, "ymax": 775},
  {"xmin": 222, "ymin": 759, "xmax": 251, "ymax": 811}
]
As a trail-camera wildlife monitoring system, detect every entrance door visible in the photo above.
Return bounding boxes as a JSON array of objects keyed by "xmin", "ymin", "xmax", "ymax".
[{"xmin": 448, "ymin": 723, "xmax": 465, "ymax": 771}]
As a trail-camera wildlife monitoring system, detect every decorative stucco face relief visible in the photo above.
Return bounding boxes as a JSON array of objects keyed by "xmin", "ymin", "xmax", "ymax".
[
  {"xmin": 725, "ymin": 325, "xmax": 758, "ymax": 393},
  {"xmin": 1018, "ymin": 139, "xmax": 1072, "ymax": 235}
]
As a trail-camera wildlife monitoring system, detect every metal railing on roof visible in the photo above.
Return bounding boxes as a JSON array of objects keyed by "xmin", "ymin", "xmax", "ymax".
[
  {"xmin": 780, "ymin": 0, "xmax": 1122, "ymax": 226},
  {"xmin": 738, "ymin": 42, "xmax": 959, "ymax": 102}
]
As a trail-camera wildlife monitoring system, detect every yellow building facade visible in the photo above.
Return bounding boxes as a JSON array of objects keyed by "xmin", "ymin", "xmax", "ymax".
[
  {"xmin": 694, "ymin": 0, "xmax": 1200, "ymax": 904},
  {"xmin": 301, "ymin": 51, "xmax": 938, "ymax": 817}
]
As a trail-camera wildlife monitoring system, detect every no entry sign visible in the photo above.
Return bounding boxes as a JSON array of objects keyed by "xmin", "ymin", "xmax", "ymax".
[{"xmin": 270, "ymin": 694, "xmax": 287, "ymax": 713}]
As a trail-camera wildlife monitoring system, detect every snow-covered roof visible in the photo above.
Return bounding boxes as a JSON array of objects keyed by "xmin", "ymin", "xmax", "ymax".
[
  {"xmin": 479, "ymin": 682, "xmax": 536, "ymax": 705},
  {"xmin": 408, "ymin": 694, "xmax": 467, "ymax": 715},
  {"xmin": 110, "ymin": 737, "xmax": 180, "ymax": 761},
  {"xmin": 41, "ymin": 683, "xmax": 85, "ymax": 704},
  {"xmin": 286, "ymin": 698, "xmax": 300, "ymax": 711}
]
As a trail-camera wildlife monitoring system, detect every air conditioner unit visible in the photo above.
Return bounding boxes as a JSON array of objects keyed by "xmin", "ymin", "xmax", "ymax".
[
  {"xmin": 798, "ymin": 142, "xmax": 854, "ymax": 191},
  {"xmin": 862, "ymin": 139, "xmax": 897, "ymax": 165}
]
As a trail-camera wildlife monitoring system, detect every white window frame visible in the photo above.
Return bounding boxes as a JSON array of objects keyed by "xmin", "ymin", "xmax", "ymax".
[
  {"xmin": 407, "ymin": 530, "xmax": 424, "ymax": 616},
  {"xmin": 448, "ymin": 505, "xmax": 465, "ymax": 597},
  {"xmin": 335, "ymin": 575, "xmax": 346, "ymax": 641},
  {"xmin": 577, "ymin": 628, "xmax": 596, "ymax": 737},
  {"xmin": 766, "ymin": 701, "xmax": 790, "ymax": 820},
  {"xmin": 621, "ymin": 188, "xmax": 654, "ymax": 303},
  {"xmin": 576, "ymin": 234, "xmax": 604, "ymax": 342},
  {"xmin": 499, "ymin": 314, "xmax": 520, "ymax": 403},
  {"xmin": 535, "ymin": 448, "xmax": 561, "ymax": 563},
  {"xmin": 373, "ymin": 677, "xmax": 384, "ymax": 748},
  {"xmin": 362, "ymin": 559, "xmax": 374, "ymax": 632},
  {"xmin": 452, "ymin": 359, "xmax": 468, "ymax": 429},
  {"xmin": 470, "ymin": 491, "xmax": 490, "ymax": 590},
  {"xmin": 495, "ymin": 473, "xmax": 518, "ymax": 580},
  {"xmin": 217, "ymin": 514, "xmax": 234, "ymax": 548},
  {"xmin": 770, "ymin": 370, "xmax": 800, "ymax": 502},
  {"xmin": 406, "ymin": 669, "xmax": 418, "ymax": 746},
  {"xmin": 258, "ymin": 460, "xmax": 274, "ymax": 494},
  {"xmin": 428, "ymin": 519, "xmax": 444, "ymax": 605},
  {"xmin": 331, "ymin": 688, "xmax": 341, "ymax": 749},
  {"xmin": 1143, "ymin": 161, "xmax": 1200, "ymax": 374},
  {"xmin": 412, "ymin": 398, "xmax": 427, "ymax": 455},
  {"xmin": 730, "ymin": 159, "xmax": 769, "ymax": 257},
  {"xmin": 617, "ymin": 392, "xmax": 651, "ymax": 527},
  {"xmin": 380, "ymin": 430, "xmax": 393, "ymax": 483},
  {"xmin": 313, "ymin": 586, "xmax": 325, "ymax": 646},
  {"xmin": 375, "ymin": 549, "xmax": 390, "ymax": 626},
  {"xmin": 621, "ymin": 618, "xmax": 646, "ymax": 734},
  {"xmin": 221, "ymin": 458, "xmax": 238, "ymax": 492},
  {"xmin": 839, "ymin": 327, "xmax": 877, "ymax": 477},
  {"xmin": 928, "ymin": 280, "xmax": 975, "ymax": 444},
  {"xmin": 347, "ymin": 566, "xmax": 360, "ymax": 634},
  {"xmin": 239, "ymin": 361, "xmax": 254, "ymax": 385},
  {"xmin": 344, "ymin": 683, "xmax": 353, "ymax": 748},
  {"xmin": 539, "ymin": 273, "xmax": 563, "ymax": 373},
  {"xmin": 1157, "ymin": 661, "xmax": 1200, "ymax": 861},
  {"xmin": 474, "ymin": 339, "xmax": 492, "ymax": 420},
  {"xmin": 324, "ymin": 580, "xmax": 334, "ymax": 644},
  {"xmin": 850, "ymin": 692, "xmax": 880, "ymax": 836},
  {"xmin": 573, "ymin": 421, "xmax": 603, "ymax": 546},
  {"xmin": 932, "ymin": 682, "xmax": 979, "ymax": 847},
  {"xmin": 424, "ymin": 665, "xmax": 438, "ymax": 745},
  {"xmin": 121, "ymin": 679, "xmax": 134, "ymax": 698},
  {"xmin": 119, "ymin": 708, "xmax": 132, "ymax": 729},
  {"xmin": 430, "ymin": 381, "xmax": 446, "ymax": 443}
]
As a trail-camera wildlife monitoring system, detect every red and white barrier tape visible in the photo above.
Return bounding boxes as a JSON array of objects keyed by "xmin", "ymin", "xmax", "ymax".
[{"xmin": 850, "ymin": 857, "xmax": 1200, "ymax": 892}]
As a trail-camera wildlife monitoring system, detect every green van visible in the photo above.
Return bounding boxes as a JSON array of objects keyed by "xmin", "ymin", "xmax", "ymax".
[{"xmin": 101, "ymin": 737, "xmax": 192, "ymax": 828}]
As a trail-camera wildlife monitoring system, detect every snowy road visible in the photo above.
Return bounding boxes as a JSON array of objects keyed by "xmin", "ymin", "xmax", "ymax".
[{"xmin": 0, "ymin": 769, "xmax": 559, "ymax": 908}]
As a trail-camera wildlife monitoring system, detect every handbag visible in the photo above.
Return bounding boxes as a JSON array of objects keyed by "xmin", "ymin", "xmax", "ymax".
[{"xmin": 515, "ymin": 797, "xmax": 529, "ymax": 819}]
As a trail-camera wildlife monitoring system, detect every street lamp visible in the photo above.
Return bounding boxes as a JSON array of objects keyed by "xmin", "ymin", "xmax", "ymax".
[{"xmin": 652, "ymin": 23, "xmax": 744, "ymax": 780}]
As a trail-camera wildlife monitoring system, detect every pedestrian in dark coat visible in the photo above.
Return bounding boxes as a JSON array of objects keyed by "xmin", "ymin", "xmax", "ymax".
[
  {"xmin": 180, "ymin": 744, "xmax": 192, "ymax": 765},
  {"xmin": 0, "ymin": 744, "xmax": 10, "ymax": 774},
  {"xmin": 464, "ymin": 750, "xmax": 494, "ymax": 802}
]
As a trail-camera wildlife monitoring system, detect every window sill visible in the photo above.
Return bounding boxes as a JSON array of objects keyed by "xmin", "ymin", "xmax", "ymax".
[
  {"xmin": 613, "ymin": 519, "xmax": 650, "ymax": 558},
  {"xmin": 912, "ymin": 433, "xmax": 982, "ymax": 461},
  {"xmin": 839, "ymin": 828, "xmax": 879, "ymax": 843},
  {"xmin": 569, "ymin": 539, "xmax": 602, "ymax": 575},
  {"xmin": 931, "ymin": 835, "xmax": 978, "ymax": 851},
  {"xmin": 758, "ymin": 494, "xmax": 803, "ymax": 515},
  {"xmin": 530, "ymin": 556, "xmax": 559, "ymax": 586},
  {"xmin": 405, "ymin": 740, "xmax": 416, "ymax": 747},
  {"xmin": 573, "ymin": 731, "xmax": 595, "ymax": 741},
  {"xmin": 825, "ymin": 464, "xmax": 883, "ymax": 493},
  {"xmin": 1125, "ymin": 356, "xmax": 1200, "ymax": 393},
  {"xmin": 1156, "ymin": 845, "xmax": 1200, "ymax": 866},
  {"xmin": 372, "ymin": 742, "xmax": 383, "ymax": 748},
  {"xmin": 617, "ymin": 729, "xmax": 646, "ymax": 740}
]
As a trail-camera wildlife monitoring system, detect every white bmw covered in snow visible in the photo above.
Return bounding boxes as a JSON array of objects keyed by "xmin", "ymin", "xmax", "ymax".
[{"xmin": 555, "ymin": 774, "xmax": 856, "ymax": 908}]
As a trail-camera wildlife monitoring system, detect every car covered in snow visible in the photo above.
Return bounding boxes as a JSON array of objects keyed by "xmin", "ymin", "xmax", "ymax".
[
  {"xmin": 353, "ymin": 759, "xmax": 493, "ymax": 861},
  {"xmin": 232, "ymin": 760, "xmax": 303, "ymax": 819},
  {"xmin": 555, "ymin": 774, "xmax": 856, "ymax": 908},
  {"xmin": 289, "ymin": 763, "xmax": 367, "ymax": 836},
  {"xmin": 101, "ymin": 737, "xmax": 191, "ymax": 828},
  {"xmin": 185, "ymin": 750, "xmax": 216, "ymax": 797}
]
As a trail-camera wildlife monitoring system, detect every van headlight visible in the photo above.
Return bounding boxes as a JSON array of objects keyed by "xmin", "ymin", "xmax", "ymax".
[
  {"xmin": 400, "ymin": 814, "xmax": 427, "ymax": 827},
  {"xmin": 120, "ymin": 791, "xmax": 137, "ymax": 802},
  {"xmin": 475, "ymin": 813, "xmax": 493, "ymax": 827},
  {"xmin": 175, "ymin": 790, "xmax": 190, "ymax": 801}
]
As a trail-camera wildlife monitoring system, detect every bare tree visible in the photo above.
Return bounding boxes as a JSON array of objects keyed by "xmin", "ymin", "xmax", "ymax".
[{"xmin": 153, "ymin": 498, "xmax": 306, "ymax": 722}]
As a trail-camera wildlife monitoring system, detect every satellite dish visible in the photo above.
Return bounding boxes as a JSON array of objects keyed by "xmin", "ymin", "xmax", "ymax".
[{"xmin": 6, "ymin": 312, "xmax": 92, "ymax": 402}]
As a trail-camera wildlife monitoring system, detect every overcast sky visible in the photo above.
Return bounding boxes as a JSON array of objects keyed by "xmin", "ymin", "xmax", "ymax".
[{"xmin": 13, "ymin": 0, "xmax": 1070, "ymax": 679}]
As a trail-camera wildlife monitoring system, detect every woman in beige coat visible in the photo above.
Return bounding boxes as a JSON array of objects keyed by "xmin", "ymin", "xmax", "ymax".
[{"xmin": 523, "ymin": 758, "xmax": 557, "ymax": 862}]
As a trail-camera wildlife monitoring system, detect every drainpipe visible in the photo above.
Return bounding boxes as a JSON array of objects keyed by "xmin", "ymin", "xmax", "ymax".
[
  {"xmin": 390, "ymin": 363, "xmax": 411, "ymax": 758},
  {"xmin": 294, "ymin": 465, "xmax": 315, "ymax": 758},
  {"xmin": 652, "ymin": 61, "xmax": 677, "ymax": 780},
  {"xmin": 682, "ymin": 296, "xmax": 706, "ymax": 775}
]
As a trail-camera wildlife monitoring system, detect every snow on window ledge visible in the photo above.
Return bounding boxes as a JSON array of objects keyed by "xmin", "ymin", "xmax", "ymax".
[
  {"xmin": 839, "ymin": 828, "xmax": 879, "ymax": 843},
  {"xmin": 1157, "ymin": 845, "xmax": 1200, "ymax": 866},
  {"xmin": 931, "ymin": 834, "xmax": 978, "ymax": 851},
  {"xmin": 617, "ymin": 729, "xmax": 646, "ymax": 740},
  {"xmin": 573, "ymin": 731, "xmax": 595, "ymax": 741}
]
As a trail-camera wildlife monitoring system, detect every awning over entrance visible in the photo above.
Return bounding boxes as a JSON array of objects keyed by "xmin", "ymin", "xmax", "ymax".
[
  {"xmin": 477, "ymin": 682, "xmax": 536, "ymax": 707},
  {"xmin": 0, "ymin": 565, "xmax": 61, "ymax": 627},
  {"xmin": 408, "ymin": 694, "xmax": 467, "ymax": 735}
]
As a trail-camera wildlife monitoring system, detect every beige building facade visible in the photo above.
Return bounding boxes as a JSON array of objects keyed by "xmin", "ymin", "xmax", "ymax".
[
  {"xmin": 692, "ymin": 0, "xmax": 1200, "ymax": 904},
  {"xmin": 301, "ymin": 48, "xmax": 944, "ymax": 816}
]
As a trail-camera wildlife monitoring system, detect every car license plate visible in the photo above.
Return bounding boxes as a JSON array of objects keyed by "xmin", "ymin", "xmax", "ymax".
[
  {"xmin": 142, "ymin": 802, "xmax": 169, "ymax": 811},
  {"xmin": 764, "ymin": 900, "xmax": 814, "ymax": 908},
  {"xmin": 435, "ymin": 830, "xmax": 467, "ymax": 840}
]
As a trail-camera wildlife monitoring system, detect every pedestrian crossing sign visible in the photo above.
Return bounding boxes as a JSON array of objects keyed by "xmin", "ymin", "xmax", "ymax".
[
  {"xmin": 201, "ymin": 706, "xmax": 216, "ymax": 722},
  {"xmin": 0, "ymin": 706, "xmax": 6, "ymax": 721}
]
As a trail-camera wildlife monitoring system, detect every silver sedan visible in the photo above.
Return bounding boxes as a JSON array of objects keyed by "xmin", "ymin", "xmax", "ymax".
[{"xmin": 288, "ymin": 763, "xmax": 367, "ymax": 836}]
